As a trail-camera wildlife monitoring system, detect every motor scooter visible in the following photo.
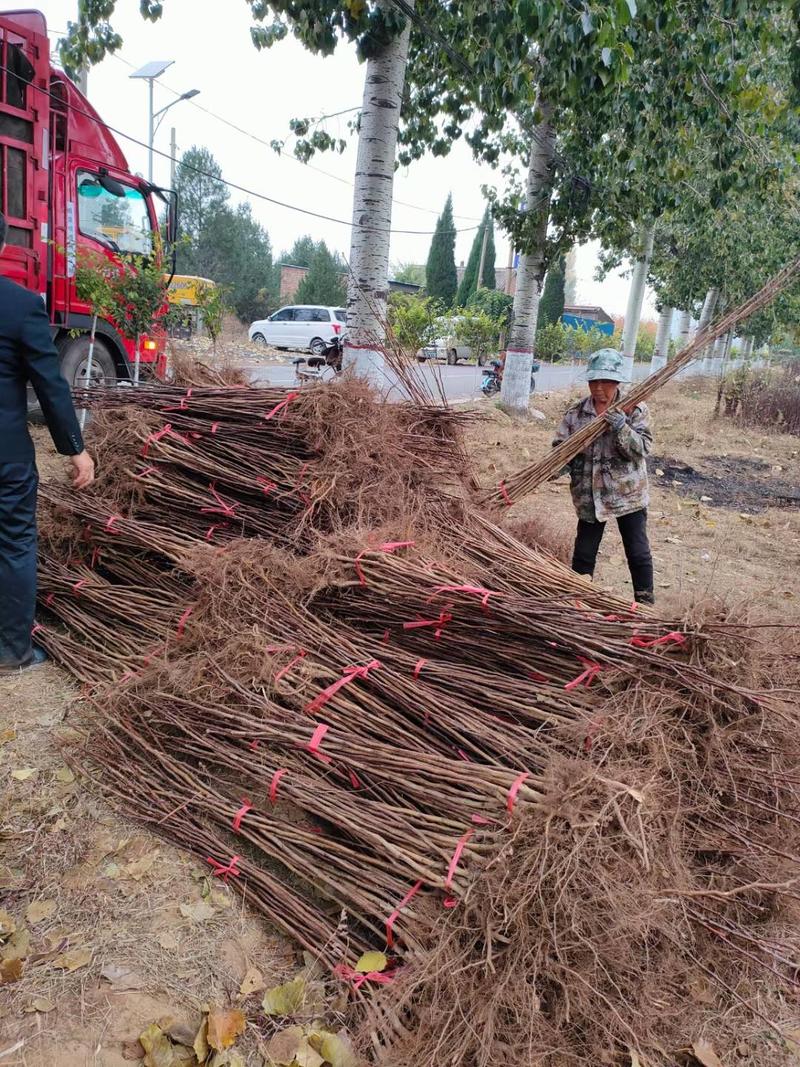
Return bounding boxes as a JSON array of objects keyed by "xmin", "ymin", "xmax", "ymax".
[{"xmin": 481, "ymin": 358, "xmax": 540, "ymax": 397}]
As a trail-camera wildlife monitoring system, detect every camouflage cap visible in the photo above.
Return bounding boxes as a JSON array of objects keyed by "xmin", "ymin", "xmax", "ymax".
[{"xmin": 586, "ymin": 347, "xmax": 626, "ymax": 382}]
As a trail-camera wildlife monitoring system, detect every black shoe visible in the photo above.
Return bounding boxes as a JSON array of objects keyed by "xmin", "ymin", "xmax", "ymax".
[
  {"xmin": 634, "ymin": 590, "xmax": 655, "ymax": 605},
  {"xmin": 0, "ymin": 646, "xmax": 49, "ymax": 676}
]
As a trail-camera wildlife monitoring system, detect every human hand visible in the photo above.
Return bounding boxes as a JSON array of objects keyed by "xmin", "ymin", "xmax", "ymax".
[
  {"xmin": 604, "ymin": 410, "xmax": 627, "ymax": 432},
  {"xmin": 70, "ymin": 450, "xmax": 95, "ymax": 490}
]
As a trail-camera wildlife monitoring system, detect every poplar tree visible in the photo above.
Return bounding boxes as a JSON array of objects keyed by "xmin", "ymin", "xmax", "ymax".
[{"xmin": 425, "ymin": 195, "xmax": 457, "ymax": 307}]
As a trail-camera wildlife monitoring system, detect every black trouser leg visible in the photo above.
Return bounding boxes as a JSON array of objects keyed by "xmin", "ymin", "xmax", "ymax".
[
  {"xmin": 0, "ymin": 462, "xmax": 38, "ymax": 667},
  {"xmin": 571, "ymin": 518, "xmax": 606, "ymax": 577},
  {"xmin": 616, "ymin": 508, "xmax": 654, "ymax": 603}
]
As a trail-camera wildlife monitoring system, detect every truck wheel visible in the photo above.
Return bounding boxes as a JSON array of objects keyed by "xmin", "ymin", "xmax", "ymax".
[
  {"xmin": 27, "ymin": 336, "xmax": 117, "ymax": 420},
  {"xmin": 446, "ymin": 349, "xmax": 458, "ymax": 365}
]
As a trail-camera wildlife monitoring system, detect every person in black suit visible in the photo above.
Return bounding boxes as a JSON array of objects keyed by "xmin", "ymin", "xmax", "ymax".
[{"xmin": 0, "ymin": 212, "xmax": 95, "ymax": 674}]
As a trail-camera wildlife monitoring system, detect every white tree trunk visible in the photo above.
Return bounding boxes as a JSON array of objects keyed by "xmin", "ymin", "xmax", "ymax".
[
  {"xmin": 696, "ymin": 286, "xmax": 719, "ymax": 374},
  {"xmin": 342, "ymin": 0, "xmax": 414, "ymax": 379},
  {"xmin": 500, "ymin": 100, "xmax": 555, "ymax": 414},
  {"xmin": 564, "ymin": 244, "xmax": 579, "ymax": 305},
  {"xmin": 676, "ymin": 308, "xmax": 692, "ymax": 352},
  {"xmin": 620, "ymin": 223, "xmax": 656, "ymax": 381},
  {"xmin": 650, "ymin": 304, "xmax": 673, "ymax": 374}
]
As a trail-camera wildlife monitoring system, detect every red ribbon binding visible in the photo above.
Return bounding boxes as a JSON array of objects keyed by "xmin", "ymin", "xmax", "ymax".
[
  {"xmin": 105, "ymin": 515, "xmax": 122, "ymax": 532},
  {"xmin": 348, "ymin": 769, "xmax": 361, "ymax": 790},
  {"xmin": 274, "ymin": 649, "xmax": 307, "ymax": 684},
  {"xmin": 256, "ymin": 476, "xmax": 277, "ymax": 496},
  {"xmin": 333, "ymin": 963, "xmax": 396, "ymax": 990},
  {"xmin": 413, "ymin": 658, "xmax": 427, "ymax": 680},
  {"xmin": 72, "ymin": 579, "xmax": 88, "ymax": 596},
  {"xmin": 507, "ymin": 771, "xmax": 531, "ymax": 814},
  {"xmin": 299, "ymin": 723, "xmax": 333, "ymax": 764},
  {"xmin": 429, "ymin": 584, "xmax": 501, "ymax": 612},
  {"xmin": 630, "ymin": 631, "xmax": 687, "ymax": 649},
  {"xmin": 269, "ymin": 768, "xmax": 288, "ymax": 804},
  {"xmin": 134, "ymin": 466, "xmax": 157, "ymax": 480},
  {"xmin": 264, "ymin": 391, "xmax": 300, "ymax": 421},
  {"xmin": 176, "ymin": 606, "xmax": 194, "ymax": 638},
  {"xmin": 354, "ymin": 540, "xmax": 416, "ymax": 586},
  {"xmin": 402, "ymin": 612, "xmax": 452, "ymax": 634},
  {"xmin": 564, "ymin": 657, "xmax": 602, "ymax": 691},
  {"xmin": 44, "ymin": 593, "xmax": 55, "ymax": 607},
  {"xmin": 206, "ymin": 855, "xmax": 241, "ymax": 881},
  {"xmin": 232, "ymin": 798, "xmax": 252, "ymax": 833},
  {"xmin": 498, "ymin": 480, "xmax": 513, "ymax": 507},
  {"xmin": 304, "ymin": 660, "xmax": 381, "ymax": 715},
  {"xmin": 444, "ymin": 828, "xmax": 475, "ymax": 892},
  {"xmin": 141, "ymin": 423, "xmax": 190, "ymax": 458},
  {"xmin": 386, "ymin": 879, "xmax": 423, "ymax": 949},
  {"xmin": 201, "ymin": 484, "xmax": 238, "ymax": 518},
  {"xmin": 31, "ymin": 623, "xmax": 44, "ymax": 637},
  {"xmin": 210, "ymin": 422, "xmax": 221, "ymax": 434}
]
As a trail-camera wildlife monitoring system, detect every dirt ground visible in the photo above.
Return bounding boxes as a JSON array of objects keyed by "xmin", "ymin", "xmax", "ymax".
[{"xmin": 2, "ymin": 378, "xmax": 799, "ymax": 1065}]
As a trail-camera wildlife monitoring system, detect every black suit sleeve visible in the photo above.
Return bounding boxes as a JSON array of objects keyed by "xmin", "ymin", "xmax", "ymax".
[{"xmin": 20, "ymin": 299, "xmax": 84, "ymax": 456}]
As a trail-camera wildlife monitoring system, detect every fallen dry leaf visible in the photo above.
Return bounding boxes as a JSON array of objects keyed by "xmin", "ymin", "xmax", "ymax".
[
  {"xmin": 0, "ymin": 728, "xmax": 16, "ymax": 744},
  {"xmin": 139, "ymin": 1023, "xmax": 174, "ymax": 1067},
  {"xmin": 193, "ymin": 1018, "xmax": 210, "ymax": 1062},
  {"xmin": 122, "ymin": 852, "xmax": 158, "ymax": 881},
  {"xmin": 24, "ymin": 997, "xmax": 55, "ymax": 1013},
  {"xmin": 179, "ymin": 899, "xmax": 216, "ymax": 923},
  {"xmin": 26, "ymin": 899, "xmax": 57, "ymax": 925},
  {"xmin": 0, "ymin": 909, "xmax": 16, "ymax": 939},
  {"xmin": 314, "ymin": 1029, "xmax": 359, "ymax": 1067},
  {"xmin": 692, "ymin": 1039, "xmax": 725, "ymax": 1067},
  {"xmin": 157, "ymin": 929, "xmax": 179, "ymax": 950},
  {"xmin": 354, "ymin": 950, "xmax": 387, "ymax": 974},
  {"xmin": 0, "ymin": 958, "xmax": 23, "ymax": 985},
  {"xmin": 295, "ymin": 1037, "xmax": 325, "ymax": 1067},
  {"xmin": 54, "ymin": 767, "xmax": 75, "ymax": 783},
  {"xmin": 2, "ymin": 928, "xmax": 30, "ymax": 961},
  {"xmin": 206, "ymin": 1006, "xmax": 246, "ymax": 1051},
  {"xmin": 262, "ymin": 975, "xmax": 306, "ymax": 1016},
  {"xmin": 10, "ymin": 767, "xmax": 37, "ymax": 781},
  {"xmin": 238, "ymin": 964, "xmax": 264, "ymax": 998},
  {"xmin": 101, "ymin": 963, "xmax": 144, "ymax": 990},
  {"xmin": 265, "ymin": 1025, "xmax": 305, "ymax": 1066},
  {"xmin": 121, "ymin": 1040, "xmax": 145, "ymax": 1061},
  {"xmin": 53, "ymin": 947, "xmax": 92, "ymax": 972}
]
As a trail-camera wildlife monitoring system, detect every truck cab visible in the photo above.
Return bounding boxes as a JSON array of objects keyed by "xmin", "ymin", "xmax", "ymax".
[{"xmin": 0, "ymin": 9, "xmax": 172, "ymax": 393}]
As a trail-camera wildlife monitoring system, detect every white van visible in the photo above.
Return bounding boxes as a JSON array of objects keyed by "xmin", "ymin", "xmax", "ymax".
[{"xmin": 249, "ymin": 306, "xmax": 347, "ymax": 355}]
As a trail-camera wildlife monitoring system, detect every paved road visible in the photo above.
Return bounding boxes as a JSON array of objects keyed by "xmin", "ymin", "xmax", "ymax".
[{"xmin": 248, "ymin": 359, "xmax": 655, "ymax": 403}]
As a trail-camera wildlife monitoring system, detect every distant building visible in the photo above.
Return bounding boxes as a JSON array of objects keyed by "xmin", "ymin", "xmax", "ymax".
[
  {"xmin": 562, "ymin": 305, "xmax": 615, "ymax": 335},
  {"xmin": 279, "ymin": 263, "xmax": 422, "ymax": 302}
]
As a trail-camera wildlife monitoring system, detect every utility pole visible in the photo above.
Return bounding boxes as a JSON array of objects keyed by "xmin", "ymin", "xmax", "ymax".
[{"xmin": 170, "ymin": 127, "xmax": 177, "ymax": 188}]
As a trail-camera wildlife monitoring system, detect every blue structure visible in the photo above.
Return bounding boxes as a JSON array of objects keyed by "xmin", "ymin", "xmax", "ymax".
[{"xmin": 561, "ymin": 305, "xmax": 615, "ymax": 336}]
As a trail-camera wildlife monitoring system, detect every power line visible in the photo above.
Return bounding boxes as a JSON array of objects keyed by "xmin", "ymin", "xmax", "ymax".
[{"xmin": 11, "ymin": 63, "xmax": 479, "ymax": 237}]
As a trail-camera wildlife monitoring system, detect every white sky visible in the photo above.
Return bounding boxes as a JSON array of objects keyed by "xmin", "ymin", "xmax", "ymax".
[{"xmin": 38, "ymin": 0, "xmax": 656, "ymax": 318}]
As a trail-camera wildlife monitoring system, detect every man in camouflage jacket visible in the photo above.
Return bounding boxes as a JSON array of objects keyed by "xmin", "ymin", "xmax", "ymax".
[{"xmin": 553, "ymin": 348, "xmax": 655, "ymax": 603}]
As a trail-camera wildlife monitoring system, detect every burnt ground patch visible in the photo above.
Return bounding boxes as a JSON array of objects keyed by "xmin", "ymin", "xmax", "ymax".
[{"xmin": 648, "ymin": 454, "xmax": 800, "ymax": 513}]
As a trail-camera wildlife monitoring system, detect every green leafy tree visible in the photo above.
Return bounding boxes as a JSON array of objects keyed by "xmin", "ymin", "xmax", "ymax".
[
  {"xmin": 283, "ymin": 235, "xmax": 320, "ymax": 269},
  {"xmin": 294, "ymin": 243, "xmax": 347, "ymax": 306},
  {"xmin": 195, "ymin": 282, "xmax": 229, "ymax": 351},
  {"xmin": 426, "ymin": 194, "xmax": 457, "ymax": 308},
  {"xmin": 538, "ymin": 255, "xmax": 566, "ymax": 327},
  {"xmin": 467, "ymin": 287, "xmax": 513, "ymax": 330},
  {"xmin": 105, "ymin": 255, "xmax": 168, "ymax": 384},
  {"xmin": 391, "ymin": 262, "xmax": 426, "ymax": 287},
  {"xmin": 387, "ymin": 292, "xmax": 441, "ymax": 354},
  {"xmin": 456, "ymin": 208, "xmax": 490, "ymax": 307},
  {"xmin": 173, "ymin": 147, "xmax": 229, "ymax": 273},
  {"xmin": 456, "ymin": 307, "xmax": 504, "ymax": 363},
  {"xmin": 481, "ymin": 212, "xmax": 496, "ymax": 289},
  {"xmin": 196, "ymin": 203, "xmax": 279, "ymax": 323}
]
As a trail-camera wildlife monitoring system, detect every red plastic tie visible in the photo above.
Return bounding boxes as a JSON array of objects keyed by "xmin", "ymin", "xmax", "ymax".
[
  {"xmin": 429, "ymin": 584, "xmax": 501, "ymax": 612},
  {"xmin": 304, "ymin": 660, "xmax": 381, "ymax": 714},
  {"xmin": 264, "ymin": 390, "xmax": 300, "ymax": 421},
  {"xmin": 44, "ymin": 593, "xmax": 55, "ymax": 607},
  {"xmin": 498, "ymin": 480, "xmax": 513, "ymax": 507},
  {"xmin": 471, "ymin": 814, "xmax": 494, "ymax": 825},
  {"xmin": 31, "ymin": 623, "xmax": 45, "ymax": 637},
  {"xmin": 386, "ymin": 879, "xmax": 423, "ymax": 949},
  {"xmin": 381, "ymin": 629, "xmax": 390, "ymax": 644},
  {"xmin": 348, "ymin": 769, "xmax": 361, "ymax": 790},
  {"xmin": 274, "ymin": 649, "xmax": 307, "ymax": 684},
  {"xmin": 249, "ymin": 739, "xmax": 260, "ymax": 751},
  {"xmin": 413, "ymin": 658, "xmax": 427, "ymax": 680},
  {"xmin": 176, "ymin": 606, "xmax": 194, "ymax": 638},
  {"xmin": 232, "ymin": 798, "xmax": 252, "ymax": 833},
  {"xmin": 134, "ymin": 466, "xmax": 157, "ymax": 480},
  {"xmin": 457, "ymin": 749, "xmax": 471, "ymax": 762},
  {"xmin": 201, "ymin": 483, "xmax": 238, "ymax": 518},
  {"xmin": 603, "ymin": 614, "xmax": 623, "ymax": 622},
  {"xmin": 333, "ymin": 963, "xmax": 396, "ymax": 990},
  {"xmin": 300, "ymin": 723, "xmax": 333, "ymax": 764},
  {"xmin": 90, "ymin": 547, "xmax": 100, "ymax": 568},
  {"xmin": 206, "ymin": 855, "xmax": 241, "ymax": 881},
  {"xmin": 527, "ymin": 669, "xmax": 547, "ymax": 683},
  {"xmin": 205, "ymin": 525, "xmax": 222, "ymax": 542},
  {"xmin": 256, "ymin": 476, "xmax": 277, "ymax": 496},
  {"xmin": 354, "ymin": 540, "xmax": 415, "ymax": 586},
  {"xmin": 403, "ymin": 612, "xmax": 452, "ymax": 633},
  {"xmin": 507, "ymin": 771, "xmax": 531, "ymax": 814},
  {"xmin": 444, "ymin": 828, "xmax": 475, "ymax": 891},
  {"xmin": 630, "ymin": 631, "xmax": 687, "ymax": 649},
  {"xmin": 564, "ymin": 658, "xmax": 602, "ymax": 691},
  {"xmin": 72, "ymin": 579, "xmax": 88, "ymax": 596},
  {"xmin": 269, "ymin": 768, "xmax": 288, "ymax": 804},
  {"xmin": 210, "ymin": 422, "xmax": 221, "ymax": 434},
  {"xmin": 141, "ymin": 423, "xmax": 172, "ymax": 457},
  {"xmin": 105, "ymin": 515, "xmax": 122, "ymax": 532}
]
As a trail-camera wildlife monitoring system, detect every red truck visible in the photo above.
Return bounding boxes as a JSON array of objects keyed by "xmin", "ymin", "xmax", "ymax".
[{"xmin": 0, "ymin": 9, "xmax": 175, "ymax": 392}]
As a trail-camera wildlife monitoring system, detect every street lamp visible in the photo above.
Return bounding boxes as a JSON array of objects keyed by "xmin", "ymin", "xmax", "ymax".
[{"xmin": 130, "ymin": 60, "xmax": 199, "ymax": 184}]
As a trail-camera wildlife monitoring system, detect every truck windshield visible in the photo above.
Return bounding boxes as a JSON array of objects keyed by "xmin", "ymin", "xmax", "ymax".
[{"xmin": 77, "ymin": 172, "xmax": 153, "ymax": 255}]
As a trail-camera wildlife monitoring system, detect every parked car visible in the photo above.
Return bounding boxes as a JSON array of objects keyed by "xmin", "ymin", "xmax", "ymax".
[
  {"xmin": 249, "ymin": 305, "xmax": 347, "ymax": 355},
  {"xmin": 417, "ymin": 317, "xmax": 489, "ymax": 366}
]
